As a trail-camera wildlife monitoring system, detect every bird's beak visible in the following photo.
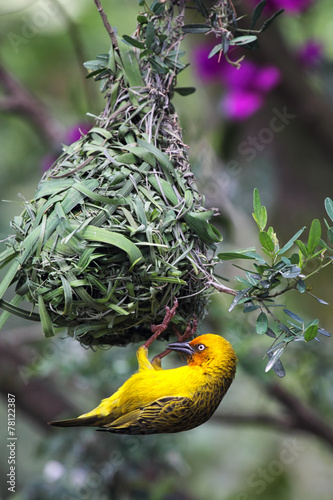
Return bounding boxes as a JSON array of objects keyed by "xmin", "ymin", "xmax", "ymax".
[{"xmin": 167, "ymin": 341, "xmax": 195, "ymax": 357}]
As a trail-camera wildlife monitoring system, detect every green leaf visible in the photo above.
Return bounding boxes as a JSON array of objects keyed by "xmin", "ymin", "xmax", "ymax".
[
  {"xmin": 312, "ymin": 295, "xmax": 329, "ymax": 305},
  {"xmin": 259, "ymin": 231, "xmax": 275, "ymax": 252},
  {"xmin": 266, "ymin": 350, "xmax": 286, "ymax": 377},
  {"xmin": 184, "ymin": 212, "xmax": 222, "ymax": 244},
  {"xmin": 324, "ymin": 197, "xmax": 333, "ymax": 222},
  {"xmin": 296, "ymin": 240, "xmax": 308, "ymax": 258},
  {"xmin": 108, "ymin": 303, "xmax": 130, "ymax": 315},
  {"xmin": 34, "ymin": 178, "xmax": 74, "ymax": 200},
  {"xmin": 327, "ymin": 227, "xmax": 333, "ymax": 244},
  {"xmin": 60, "ymin": 276, "xmax": 73, "ymax": 317},
  {"xmin": 318, "ymin": 327, "xmax": 331, "ymax": 337},
  {"xmin": 137, "ymin": 15, "xmax": 148, "ymax": 24},
  {"xmin": 256, "ymin": 312, "xmax": 268, "ymax": 334},
  {"xmin": 252, "ymin": 188, "xmax": 267, "ymax": 230},
  {"xmin": 73, "ymin": 183, "xmax": 129, "ymax": 205},
  {"xmin": 296, "ymin": 279, "xmax": 306, "ymax": 293},
  {"xmin": 0, "ymin": 247, "xmax": 17, "ymax": 269},
  {"xmin": 218, "ymin": 251, "xmax": 255, "ymax": 261},
  {"xmin": 265, "ymin": 327, "xmax": 276, "ymax": 339},
  {"xmin": 253, "ymin": 187, "xmax": 261, "ymax": 219},
  {"xmin": 250, "ymin": 0, "xmax": 267, "ymax": 30},
  {"xmin": 244, "ymin": 251, "xmax": 266, "ymax": 263},
  {"xmin": 78, "ymin": 226, "xmax": 143, "ymax": 265},
  {"xmin": 218, "ymin": 248, "xmax": 265, "ymax": 263},
  {"xmin": 38, "ymin": 295, "xmax": 55, "ymax": 338},
  {"xmin": 208, "ymin": 44, "xmax": 223, "ymax": 59},
  {"xmin": 83, "ymin": 59, "xmax": 106, "ymax": 71},
  {"xmin": 290, "ymin": 253, "xmax": 299, "ymax": 264},
  {"xmin": 107, "ymin": 44, "xmax": 116, "ymax": 73},
  {"xmin": 259, "ymin": 206, "xmax": 267, "ymax": 230},
  {"xmin": 304, "ymin": 324, "xmax": 318, "ymax": 342},
  {"xmin": 260, "ymin": 9, "xmax": 284, "ymax": 32},
  {"xmin": 243, "ymin": 304, "xmax": 260, "ymax": 313},
  {"xmin": 0, "ymin": 260, "xmax": 20, "ymax": 302},
  {"xmin": 307, "ymin": 219, "xmax": 321, "ymax": 254},
  {"xmin": 145, "ymin": 21, "xmax": 155, "ymax": 48},
  {"xmin": 0, "ymin": 296, "xmax": 39, "ymax": 328},
  {"xmin": 182, "ymin": 24, "xmax": 211, "ymax": 34},
  {"xmin": 228, "ymin": 289, "xmax": 250, "ymax": 312},
  {"xmin": 174, "ymin": 87, "xmax": 196, "ymax": 96},
  {"xmin": 280, "ymin": 265, "xmax": 301, "ymax": 279},
  {"xmin": 151, "ymin": 1, "xmax": 165, "ymax": 14},
  {"xmin": 278, "ymin": 227, "xmax": 306, "ymax": 255},
  {"xmin": 265, "ymin": 347, "xmax": 284, "ymax": 372},
  {"xmin": 117, "ymin": 36, "xmax": 144, "ymax": 88},
  {"xmin": 148, "ymin": 276, "xmax": 187, "ymax": 284},
  {"xmin": 138, "ymin": 138, "xmax": 176, "ymax": 181},
  {"xmin": 283, "ymin": 309, "xmax": 303, "ymax": 324},
  {"xmin": 229, "ymin": 35, "xmax": 258, "ymax": 46}
]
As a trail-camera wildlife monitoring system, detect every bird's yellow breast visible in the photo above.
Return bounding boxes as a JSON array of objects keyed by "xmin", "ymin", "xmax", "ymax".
[{"xmin": 83, "ymin": 363, "xmax": 205, "ymax": 419}]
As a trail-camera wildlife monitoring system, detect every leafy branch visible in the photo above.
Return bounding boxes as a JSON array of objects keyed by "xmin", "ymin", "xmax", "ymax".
[
  {"xmin": 182, "ymin": 0, "xmax": 284, "ymax": 68},
  {"xmin": 217, "ymin": 189, "xmax": 333, "ymax": 377}
]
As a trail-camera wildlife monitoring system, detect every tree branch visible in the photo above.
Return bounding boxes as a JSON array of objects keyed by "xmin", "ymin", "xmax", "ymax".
[
  {"xmin": 0, "ymin": 62, "xmax": 63, "ymax": 146},
  {"xmin": 214, "ymin": 382, "xmax": 333, "ymax": 451},
  {"xmin": 268, "ymin": 382, "xmax": 333, "ymax": 449},
  {"xmin": 213, "ymin": 412, "xmax": 295, "ymax": 431},
  {"xmin": 93, "ymin": 0, "xmax": 118, "ymax": 49}
]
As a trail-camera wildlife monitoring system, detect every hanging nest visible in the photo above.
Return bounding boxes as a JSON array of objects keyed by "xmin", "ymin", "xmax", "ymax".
[{"xmin": 0, "ymin": 1, "xmax": 223, "ymax": 346}]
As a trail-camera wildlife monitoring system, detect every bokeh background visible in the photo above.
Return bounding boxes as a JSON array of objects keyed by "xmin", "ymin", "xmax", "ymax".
[{"xmin": 1, "ymin": 1, "xmax": 333, "ymax": 499}]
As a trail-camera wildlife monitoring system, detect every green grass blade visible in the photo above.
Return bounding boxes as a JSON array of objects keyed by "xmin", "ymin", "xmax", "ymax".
[
  {"xmin": 38, "ymin": 295, "xmax": 55, "ymax": 337},
  {"xmin": 0, "ymin": 260, "xmax": 20, "ymax": 301},
  {"xmin": 79, "ymin": 226, "xmax": 144, "ymax": 265},
  {"xmin": 138, "ymin": 139, "xmax": 176, "ymax": 181},
  {"xmin": 117, "ymin": 36, "xmax": 144, "ymax": 88}
]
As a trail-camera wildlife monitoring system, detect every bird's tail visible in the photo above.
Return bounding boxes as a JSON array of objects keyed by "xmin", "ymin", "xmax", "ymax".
[{"xmin": 49, "ymin": 415, "xmax": 100, "ymax": 428}]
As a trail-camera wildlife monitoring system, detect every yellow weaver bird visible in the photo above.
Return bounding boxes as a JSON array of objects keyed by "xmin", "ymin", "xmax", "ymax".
[
  {"xmin": 49, "ymin": 333, "xmax": 237, "ymax": 434},
  {"xmin": 49, "ymin": 300, "xmax": 237, "ymax": 434}
]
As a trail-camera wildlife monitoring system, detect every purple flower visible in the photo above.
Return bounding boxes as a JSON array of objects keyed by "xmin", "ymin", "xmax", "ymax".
[
  {"xmin": 298, "ymin": 40, "xmax": 323, "ymax": 68},
  {"xmin": 221, "ymin": 90, "xmax": 263, "ymax": 121},
  {"xmin": 192, "ymin": 45, "xmax": 280, "ymax": 121},
  {"xmin": 221, "ymin": 60, "xmax": 280, "ymax": 93},
  {"xmin": 64, "ymin": 123, "xmax": 91, "ymax": 144},
  {"xmin": 192, "ymin": 45, "xmax": 223, "ymax": 82}
]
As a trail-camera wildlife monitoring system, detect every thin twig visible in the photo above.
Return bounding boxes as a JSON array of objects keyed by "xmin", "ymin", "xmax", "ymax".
[
  {"xmin": 93, "ymin": 0, "xmax": 118, "ymax": 49},
  {"xmin": 49, "ymin": 156, "xmax": 94, "ymax": 179},
  {"xmin": 208, "ymin": 279, "xmax": 237, "ymax": 296}
]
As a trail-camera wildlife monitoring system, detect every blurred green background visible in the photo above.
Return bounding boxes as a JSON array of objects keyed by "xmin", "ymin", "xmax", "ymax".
[{"xmin": 1, "ymin": 1, "xmax": 333, "ymax": 499}]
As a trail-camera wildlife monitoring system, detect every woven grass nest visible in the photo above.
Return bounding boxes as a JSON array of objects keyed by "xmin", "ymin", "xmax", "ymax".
[{"xmin": 0, "ymin": 1, "xmax": 223, "ymax": 346}]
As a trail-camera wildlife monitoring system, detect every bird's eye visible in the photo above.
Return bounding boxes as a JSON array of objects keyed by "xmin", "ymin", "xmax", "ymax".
[{"xmin": 197, "ymin": 344, "xmax": 206, "ymax": 351}]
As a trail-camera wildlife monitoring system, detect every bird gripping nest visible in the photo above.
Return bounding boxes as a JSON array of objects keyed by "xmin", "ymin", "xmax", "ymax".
[{"xmin": 0, "ymin": 1, "xmax": 225, "ymax": 346}]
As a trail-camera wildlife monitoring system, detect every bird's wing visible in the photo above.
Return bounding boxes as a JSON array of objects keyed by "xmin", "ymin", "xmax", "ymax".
[{"xmin": 101, "ymin": 396, "xmax": 194, "ymax": 434}]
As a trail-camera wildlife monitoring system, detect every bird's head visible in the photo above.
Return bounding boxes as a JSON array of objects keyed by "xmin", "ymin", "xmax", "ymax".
[{"xmin": 168, "ymin": 333, "xmax": 237, "ymax": 376}]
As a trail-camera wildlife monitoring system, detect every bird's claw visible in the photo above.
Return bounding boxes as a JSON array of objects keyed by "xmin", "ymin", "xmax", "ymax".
[
  {"xmin": 151, "ymin": 313, "xmax": 198, "ymax": 366},
  {"xmin": 173, "ymin": 314, "xmax": 198, "ymax": 343},
  {"xmin": 143, "ymin": 298, "xmax": 179, "ymax": 349}
]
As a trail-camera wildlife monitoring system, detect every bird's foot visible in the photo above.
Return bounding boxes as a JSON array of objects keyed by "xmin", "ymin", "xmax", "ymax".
[
  {"xmin": 143, "ymin": 297, "xmax": 179, "ymax": 349},
  {"xmin": 173, "ymin": 314, "xmax": 198, "ymax": 343},
  {"xmin": 151, "ymin": 313, "xmax": 197, "ymax": 367}
]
